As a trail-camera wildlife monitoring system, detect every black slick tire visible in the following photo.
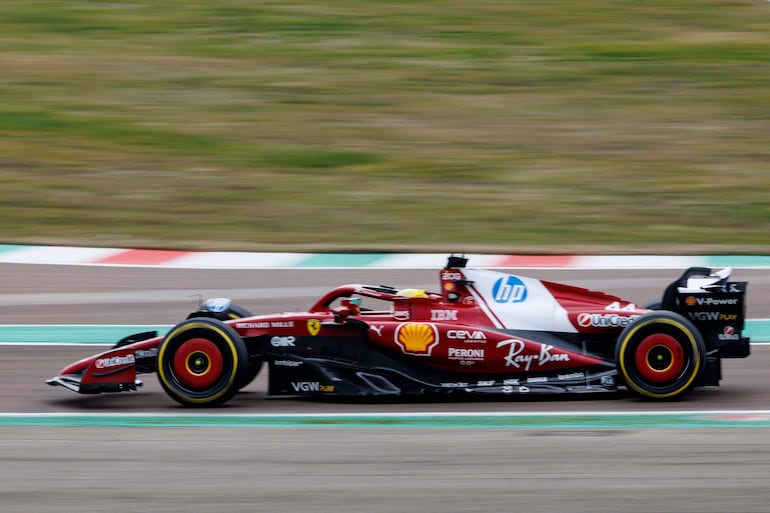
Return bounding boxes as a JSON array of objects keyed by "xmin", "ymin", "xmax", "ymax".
[
  {"xmin": 615, "ymin": 311, "xmax": 705, "ymax": 400},
  {"xmin": 157, "ymin": 318, "xmax": 248, "ymax": 407}
]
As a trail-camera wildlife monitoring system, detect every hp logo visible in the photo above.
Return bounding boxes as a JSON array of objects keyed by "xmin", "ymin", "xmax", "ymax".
[{"xmin": 492, "ymin": 276, "xmax": 528, "ymax": 303}]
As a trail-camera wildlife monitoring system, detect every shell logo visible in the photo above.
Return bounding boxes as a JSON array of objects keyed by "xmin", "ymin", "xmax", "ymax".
[{"xmin": 395, "ymin": 323, "xmax": 438, "ymax": 356}]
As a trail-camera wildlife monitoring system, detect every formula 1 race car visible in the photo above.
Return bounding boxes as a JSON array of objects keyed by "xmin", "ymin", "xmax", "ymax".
[{"xmin": 48, "ymin": 256, "xmax": 750, "ymax": 407}]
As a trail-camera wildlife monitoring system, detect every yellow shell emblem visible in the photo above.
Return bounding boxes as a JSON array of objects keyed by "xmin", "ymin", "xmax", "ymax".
[{"xmin": 395, "ymin": 323, "xmax": 438, "ymax": 356}]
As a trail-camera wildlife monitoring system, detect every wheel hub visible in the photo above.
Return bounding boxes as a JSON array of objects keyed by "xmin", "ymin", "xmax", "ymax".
[
  {"xmin": 172, "ymin": 338, "xmax": 224, "ymax": 389},
  {"xmin": 635, "ymin": 333, "xmax": 685, "ymax": 384}
]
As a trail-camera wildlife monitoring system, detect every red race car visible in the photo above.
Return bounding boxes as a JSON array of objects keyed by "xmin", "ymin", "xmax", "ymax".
[{"xmin": 48, "ymin": 256, "xmax": 750, "ymax": 407}]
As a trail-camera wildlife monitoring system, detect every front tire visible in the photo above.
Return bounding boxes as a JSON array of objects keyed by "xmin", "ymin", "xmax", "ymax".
[
  {"xmin": 615, "ymin": 311, "xmax": 705, "ymax": 400},
  {"xmin": 157, "ymin": 318, "xmax": 248, "ymax": 407},
  {"xmin": 184, "ymin": 302, "xmax": 262, "ymax": 389}
]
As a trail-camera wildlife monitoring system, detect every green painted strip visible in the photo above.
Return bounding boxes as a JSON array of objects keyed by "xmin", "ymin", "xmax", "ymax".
[
  {"xmin": 1, "ymin": 412, "xmax": 770, "ymax": 428},
  {"xmin": 0, "ymin": 244, "xmax": 30, "ymax": 254},
  {"xmin": 1, "ymin": 321, "xmax": 767, "ymax": 344},
  {"xmin": 705, "ymin": 255, "xmax": 770, "ymax": 268},
  {"xmin": 0, "ymin": 325, "xmax": 171, "ymax": 344},
  {"xmin": 744, "ymin": 320, "xmax": 770, "ymax": 342},
  {"xmin": 295, "ymin": 253, "xmax": 391, "ymax": 268}
]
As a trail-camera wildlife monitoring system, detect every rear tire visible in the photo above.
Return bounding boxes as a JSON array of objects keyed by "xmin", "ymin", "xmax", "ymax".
[
  {"xmin": 219, "ymin": 304, "xmax": 253, "ymax": 320},
  {"xmin": 157, "ymin": 318, "xmax": 248, "ymax": 407},
  {"xmin": 218, "ymin": 304, "xmax": 262, "ymax": 389},
  {"xmin": 186, "ymin": 302, "xmax": 254, "ymax": 321},
  {"xmin": 239, "ymin": 360, "xmax": 263, "ymax": 390},
  {"xmin": 615, "ymin": 311, "xmax": 705, "ymax": 400}
]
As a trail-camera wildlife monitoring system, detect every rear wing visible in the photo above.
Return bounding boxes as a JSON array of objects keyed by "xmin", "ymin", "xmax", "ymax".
[{"xmin": 663, "ymin": 267, "xmax": 749, "ymax": 358}]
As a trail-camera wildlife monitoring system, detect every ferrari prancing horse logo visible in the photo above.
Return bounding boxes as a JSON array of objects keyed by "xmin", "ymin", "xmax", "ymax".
[{"xmin": 307, "ymin": 319, "xmax": 321, "ymax": 336}]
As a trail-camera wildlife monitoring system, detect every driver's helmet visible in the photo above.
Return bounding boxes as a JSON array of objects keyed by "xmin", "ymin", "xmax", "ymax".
[{"xmin": 396, "ymin": 288, "xmax": 428, "ymax": 299}]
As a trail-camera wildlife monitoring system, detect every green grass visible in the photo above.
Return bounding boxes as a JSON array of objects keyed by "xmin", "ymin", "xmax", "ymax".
[{"xmin": 0, "ymin": 0, "xmax": 768, "ymax": 253}]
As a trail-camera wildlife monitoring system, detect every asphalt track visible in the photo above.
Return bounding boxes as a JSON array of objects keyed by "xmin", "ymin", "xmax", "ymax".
[{"xmin": 1, "ymin": 263, "xmax": 770, "ymax": 512}]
